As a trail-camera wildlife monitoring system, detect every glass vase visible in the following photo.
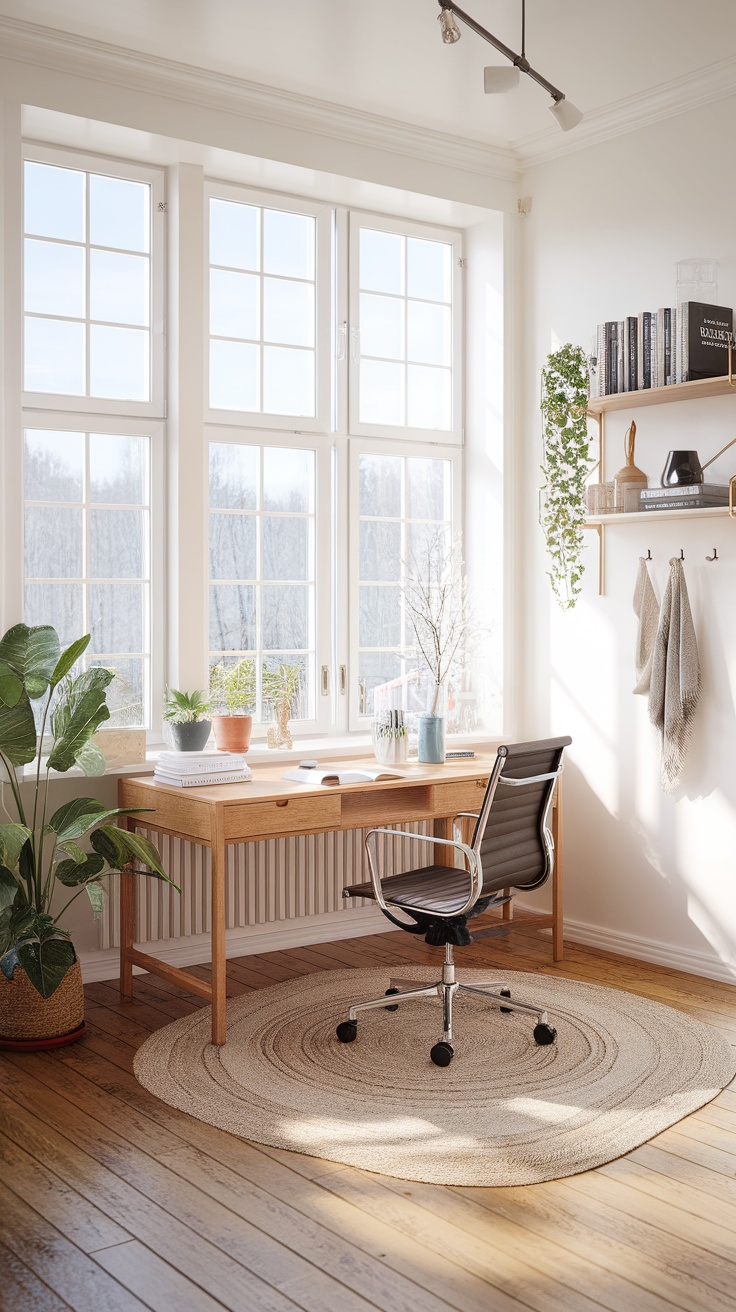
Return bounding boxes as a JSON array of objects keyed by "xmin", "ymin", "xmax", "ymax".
[{"xmin": 417, "ymin": 714, "xmax": 445, "ymax": 764}]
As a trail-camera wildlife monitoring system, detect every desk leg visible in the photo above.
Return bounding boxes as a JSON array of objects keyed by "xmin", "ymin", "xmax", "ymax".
[
  {"xmin": 119, "ymin": 816, "xmax": 135, "ymax": 1001},
  {"xmin": 551, "ymin": 785, "xmax": 564, "ymax": 962},
  {"xmin": 211, "ymin": 815, "xmax": 227, "ymax": 1046}
]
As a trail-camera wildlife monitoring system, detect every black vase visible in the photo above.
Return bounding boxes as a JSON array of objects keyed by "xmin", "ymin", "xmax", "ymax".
[{"xmin": 661, "ymin": 450, "xmax": 704, "ymax": 487}]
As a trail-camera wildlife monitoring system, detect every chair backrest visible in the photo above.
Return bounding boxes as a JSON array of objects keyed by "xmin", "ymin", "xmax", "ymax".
[{"xmin": 471, "ymin": 737, "xmax": 571, "ymax": 896}]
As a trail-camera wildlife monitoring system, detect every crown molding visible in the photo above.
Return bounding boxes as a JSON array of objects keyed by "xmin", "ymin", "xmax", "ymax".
[
  {"xmin": 0, "ymin": 15, "xmax": 519, "ymax": 184},
  {"xmin": 516, "ymin": 53, "xmax": 736, "ymax": 170}
]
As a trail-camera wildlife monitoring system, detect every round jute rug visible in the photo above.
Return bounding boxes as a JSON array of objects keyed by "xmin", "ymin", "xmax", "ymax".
[{"xmin": 134, "ymin": 966, "xmax": 736, "ymax": 1186}]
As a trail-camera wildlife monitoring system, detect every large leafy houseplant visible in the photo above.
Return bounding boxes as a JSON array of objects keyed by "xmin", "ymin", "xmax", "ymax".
[
  {"xmin": 540, "ymin": 343, "xmax": 592, "ymax": 610},
  {"xmin": 0, "ymin": 624, "xmax": 176, "ymax": 1001}
]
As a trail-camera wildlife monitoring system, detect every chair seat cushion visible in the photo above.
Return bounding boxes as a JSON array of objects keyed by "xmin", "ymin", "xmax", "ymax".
[{"xmin": 344, "ymin": 865, "xmax": 475, "ymax": 916}]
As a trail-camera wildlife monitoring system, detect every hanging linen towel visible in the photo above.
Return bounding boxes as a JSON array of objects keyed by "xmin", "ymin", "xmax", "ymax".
[
  {"xmin": 648, "ymin": 556, "xmax": 701, "ymax": 793},
  {"xmin": 633, "ymin": 557, "xmax": 658, "ymax": 695}
]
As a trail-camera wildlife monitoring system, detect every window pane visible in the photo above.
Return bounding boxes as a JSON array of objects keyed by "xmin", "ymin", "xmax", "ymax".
[
  {"xmin": 263, "ymin": 447, "xmax": 313, "ymax": 512},
  {"xmin": 90, "ymin": 325, "xmax": 149, "ymax": 400},
  {"xmin": 262, "ymin": 346, "xmax": 314, "ymax": 416},
  {"xmin": 407, "ymin": 365, "xmax": 451, "ymax": 430},
  {"xmin": 89, "ymin": 175, "xmax": 149, "ymax": 253},
  {"xmin": 263, "ymin": 278, "xmax": 314, "ymax": 347},
  {"xmin": 407, "ymin": 301, "xmax": 451, "ymax": 366},
  {"xmin": 262, "ymin": 653, "xmax": 310, "ymax": 719},
  {"xmin": 25, "ymin": 318, "xmax": 85, "ymax": 394},
  {"xmin": 359, "ymin": 454, "xmax": 401, "ymax": 518},
  {"xmin": 360, "ymin": 228, "xmax": 403, "ymax": 294},
  {"xmin": 24, "ymin": 430, "xmax": 84, "ymax": 502},
  {"xmin": 25, "ymin": 582, "xmax": 83, "ymax": 647},
  {"xmin": 90, "ymin": 250, "xmax": 149, "ymax": 327},
  {"xmin": 360, "ymin": 585, "xmax": 401, "ymax": 648},
  {"xmin": 407, "ymin": 237, "xmax": 451, "ymax": 302},
  {"xmin": 263, "ymin": 210, "xmax": 314, "ymax": 279},
  {"xmin": 24, "ymin": 239, "xmax": 84, "ymax": 318},
  {"xmin": 89, "ymin": 583, "xmax": 144, "ymax": 653},
  {"xmin": 210, "ymin": 339, "xmax": 259, "ymax": 411},
  {"xmin": 89, "ymin": 434, "xmax": 147, "ymax": 504},
  {"xmin": 406, "ymin": 521, "xmax": 450, "ymax": 575},
  {"xmin": 209, "ymin": 513, "xmax": 257, "ymax": 579},
  {"xmin": 360, "ymin": 293, "xmax": 404, "ymax": 360},
  {"xmin": 209, "ymin": 443, "xmax": 259, "ymax": 510},
  {"xmin": 90, "ymin": 657, "xmax": 144, "ymax": 727},
  {"xmin": 90, "ymin": 509, "xmax": 144, "ymax": 578},
  {"xmin": 406, "ymin": 457, "xmax": 450, "ymax": 521},
  {"xmin": 24, "ymin": 162, "xmax": 84, "ymax": 242},
  {"xmin": 359, "ymin": 359, "xmax": 403, "ymax": 426},
  {"xmin": 210, "ymin": 584, "xmax": 256, "ymax": 650},
  {"xmin": 359, "ymin": 521, "xmax": 401, "ymax": 582},
  {"xmin": 25, "ymin": 506, "xmax": 82, "ymax": 578},
  {"xmin": 210, "ymin": 199, "xmax": 259, "ymax": 271},
  {"xmin": 210, "ymin": 269, "xmax": 259, "ymax": 340},
  {"xmin": 262, "ymin": 517, "xmax": 308, "ymax": 581},
  {"xmin": 359, "ymin": 651, "xmax": 402, "ymax": 716},
  {"xmin": 262, "ymin": 585, "xmax": 308, "ymax": 649}
]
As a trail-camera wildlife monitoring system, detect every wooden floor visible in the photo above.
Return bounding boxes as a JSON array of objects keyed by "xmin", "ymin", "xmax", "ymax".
[{"xmin": 2, "ymin": 910, "xmax": 736, "ymax": 1312}]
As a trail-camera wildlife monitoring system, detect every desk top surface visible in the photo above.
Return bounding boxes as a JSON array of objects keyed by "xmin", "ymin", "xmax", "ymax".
[{"xmin": 119, "ymin": 751, "xmax": 499, "ymax": 807}]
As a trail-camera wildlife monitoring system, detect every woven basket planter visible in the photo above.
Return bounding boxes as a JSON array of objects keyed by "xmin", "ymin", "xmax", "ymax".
[{"xmin": 0, "ymin": 958, "xmax": 85, "ymax": 1049}]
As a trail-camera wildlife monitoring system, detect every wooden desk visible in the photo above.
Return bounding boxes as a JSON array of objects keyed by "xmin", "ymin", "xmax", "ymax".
[{"xmin": 118, "ymin": 754, "xmax": 563, "ymax": 1045}]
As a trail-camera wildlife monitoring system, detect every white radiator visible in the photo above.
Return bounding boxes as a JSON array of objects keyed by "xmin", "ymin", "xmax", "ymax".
[{"xmin": 100, "ymin": 821, "xmax": 433, "ymax": 950}]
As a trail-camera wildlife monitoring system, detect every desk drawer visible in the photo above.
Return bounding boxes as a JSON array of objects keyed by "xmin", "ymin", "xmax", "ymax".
[
  {"xmin": 224, "ymin": 794, "xmax": 341, "ymax": 841},
  {"xmin": 433, "ymin": 779, "xmax": 488, "ymax": 819}
]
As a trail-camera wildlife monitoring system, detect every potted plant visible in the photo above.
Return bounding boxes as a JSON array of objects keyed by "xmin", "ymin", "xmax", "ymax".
[
  {"xmin": 163, "ymin": 688, "xmax": 213, "ymax": 752},
  {"xmin": 209, "ymin": 658, "xmax": 255, "ymax": 753},
  {"xmin": 263, "ymin": 662, "xmax": 303, "ymax": 750},
  {"xmin": 540, "ymin": 342, "xmax": 592, "ymax": 609},
  {"xmin": 0, "ymin": 624, "xmax": 177, "ymax": 1049},
  {"xmin": 403, "ymin": 530, "xmax": 472, "ymax": 764}
]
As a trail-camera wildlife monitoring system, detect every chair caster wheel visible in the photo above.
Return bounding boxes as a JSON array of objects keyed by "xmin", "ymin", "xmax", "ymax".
[
  {"xmin": 500, "ymin": 987, "xmax": 512, "ymax": 1014},
  {"xmin": 430, "ymin": 1041, "xmax": 455, "ymax": 1067},
  {"xmin": 336, "ymin": 1020, "xmax": 357, "ymax": 1043},
  {"xmin": 533, "ymin": 1023, "xmax": 557, "ymax": 1046},
  {"xmin": 385, "ymin": 987, "xmax": 400, "ymax": 1012}
]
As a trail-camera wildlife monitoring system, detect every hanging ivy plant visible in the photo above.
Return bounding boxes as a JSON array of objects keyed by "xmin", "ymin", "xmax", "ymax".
[{"xmin": 540, "ymin": 343, "xmax": 591, "ymax": 610}]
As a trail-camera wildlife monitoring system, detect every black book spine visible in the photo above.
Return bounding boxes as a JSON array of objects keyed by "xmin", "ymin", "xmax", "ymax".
[
  {"xmin": 643, "ymin": 313, "xmax": 652, "ymax": 389},
  {"xmin": 606, "ymin": 321, "xmax": 618, "ymax": 394}
]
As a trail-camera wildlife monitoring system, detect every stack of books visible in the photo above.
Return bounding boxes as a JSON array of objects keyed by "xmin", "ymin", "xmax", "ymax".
[
  {"xmin": 594, "ymin": 303, "xmax": 734, "ymax": 397},
  {"xmin": 637, "ymin": 484, "xmax": 730, "ymax": 512},
  {"xmin": 154, "ymin": 751, "xmax": 252, "ymax": 788}
]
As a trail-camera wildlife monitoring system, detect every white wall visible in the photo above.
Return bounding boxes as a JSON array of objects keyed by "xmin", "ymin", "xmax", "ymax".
[{"xmin": 519, "ymin": 97, "xmax": 736, "ymax": 981}]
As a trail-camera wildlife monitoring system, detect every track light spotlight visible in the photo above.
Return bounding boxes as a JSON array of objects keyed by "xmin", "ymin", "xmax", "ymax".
[
  {"xmin": 438, "ymin": 6, "xmax": 462, "ymax": 44},
  {"xmin": 548, "ymin": 96, "xmax": 584, "ymax": 132},
  {"xmin": 437, "ymin": 0, "xmax": 583, "ymax": 131}
]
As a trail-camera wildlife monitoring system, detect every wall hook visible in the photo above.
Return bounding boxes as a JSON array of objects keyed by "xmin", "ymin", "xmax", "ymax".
[
  {"xmin": 706, "ymin": 547, "xmax": 719, "ymax": 561},
  {"xmin": 679, "ymin": 549, "xmax": 685, "ymax": 560},
  {"xmin": 645, "ymin": 549, "xmax": 652, "ymax": 561}
]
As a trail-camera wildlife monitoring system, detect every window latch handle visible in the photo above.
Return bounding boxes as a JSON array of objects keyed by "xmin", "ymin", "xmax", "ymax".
[
  {"xmin": 339, "ymin": 664, "xmax": 347, "ymax": 695},
  {"xmin": 321, "ymin": 665, "xmax": 330, "ymax": 696}
]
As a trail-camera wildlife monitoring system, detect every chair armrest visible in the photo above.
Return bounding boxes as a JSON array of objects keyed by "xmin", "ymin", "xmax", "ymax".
[
  {"xmin": 497, "ymin": 766, "xmax": 563, "ymax": 787},
  {"xmin": 363, "ymin": 827, "xmax": 478, "ymax": 917}
]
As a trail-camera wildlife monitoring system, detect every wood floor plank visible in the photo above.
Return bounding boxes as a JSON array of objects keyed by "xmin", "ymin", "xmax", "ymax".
[
  {"xmin": 0, "ymin": 1240, "xmax": 75, "ymax": 1312},
  {"xmin": 92, "ymin": 1240, "xmax": 232, "ymax": 1312}
]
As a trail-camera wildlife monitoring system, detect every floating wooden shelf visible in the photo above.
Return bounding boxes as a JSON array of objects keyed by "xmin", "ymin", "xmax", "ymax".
[
  {"xmin": 587, "ymin": 374, "xmax": 736, "ymax": 416},
  {"xmin": 585, "ymin": 506, "xmax": 732, "ymax": 527}
]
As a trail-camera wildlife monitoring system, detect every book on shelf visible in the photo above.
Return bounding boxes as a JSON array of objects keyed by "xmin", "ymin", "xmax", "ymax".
[
  {"xmin": 637, "ymin": 496, "xmax": 729, "ymax": 512},
  {"xmin": 283, "ymin": 766, "xmax": 402, "ymax": 786},
  {"xmin": 678, "ymin": 302, "xmax": 734, "ymax": 382},
  {"xmin": 639, "ymin": 482, "xmax": 729, "ymax": 501},
  {"xmin": 606, "ymin": 321, "xmax": 618, "ymax": 394},
  {"xmin": 637, "ymin": 311, "xmax": 654, "ymax": 389},
  {"xmin": 154, "ymin": 765, "xmax": 253, "ymax": 787},
  {"xmin": 656, "ymin": 307, "xmax": 676, "ymax": 387},
  {"xmin": 624, "ymin": 316, "xmax": 638, "ymax": 392}
]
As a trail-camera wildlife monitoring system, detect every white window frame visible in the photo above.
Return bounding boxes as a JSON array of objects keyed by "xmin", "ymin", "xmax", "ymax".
[
  {"xmin": 348, "ymin": 211, "xmax": 464, "ymax": 445},
  {"xmin": 22, "ymin": 143, "xmax": 166, "ymax": 420},
  {"xmin": 21, "ymin": 412, "xmax": 166, "ymax": 734},
  {"xmin": 347, "ymin": 436, "xmax": 463, "ymax": 731},
  {"xmin": 204, "ymin": 181, "xmax": 333, "ymax": 435},
  {"xmin": 205, "ymin": 425, "xmax": 333, "ymax": 738}
]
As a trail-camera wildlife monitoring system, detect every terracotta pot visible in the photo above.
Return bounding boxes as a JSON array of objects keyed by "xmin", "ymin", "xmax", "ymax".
[
  {"xmin": 212, "ymin": 714, "xmax": 253, "ymax": 753},
  {"xmin": 0, "ymin": 958, "xmax": 85, "ymax": 1050}
]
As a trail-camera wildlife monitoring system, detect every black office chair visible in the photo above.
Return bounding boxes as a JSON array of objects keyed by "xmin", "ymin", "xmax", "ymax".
[{"xmin": 337, "ymin": 736, "xmax": 571, "ymax": 1066}]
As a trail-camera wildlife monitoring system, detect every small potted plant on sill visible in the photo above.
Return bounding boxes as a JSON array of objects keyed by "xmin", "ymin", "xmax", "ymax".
[
  {"xmin": 263, "ymin": 662, "xmax": 303, "ymax": 750},
  {"xmin": 0, "ymin": 624, "xmax": 177, "ymax": 1050},
  {"xmin": 163, "ymin": 688, "xmax": 213, "ymax": 752},
  {"xmin": 209, "ymin": 658, "xmax": 255, "ymax": 753}
]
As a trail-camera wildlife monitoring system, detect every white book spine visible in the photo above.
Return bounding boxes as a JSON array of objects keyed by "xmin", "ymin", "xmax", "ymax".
[{"xmin": 154, "ymin": 770, "xmax": 251, "ymax": 787}]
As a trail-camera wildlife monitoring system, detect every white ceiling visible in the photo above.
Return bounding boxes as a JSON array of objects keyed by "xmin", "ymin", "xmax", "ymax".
[{"xmin": 2, "ymin": 0, "xmax": 736, "ymax": 149}]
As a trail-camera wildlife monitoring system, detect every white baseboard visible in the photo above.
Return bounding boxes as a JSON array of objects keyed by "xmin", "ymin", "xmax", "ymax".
[
  {"xmin": 79, "ymin": 906, "xmax": 396, "ymax": 984},
  {"xmin": 554, "ymin": 914, "xmax": 736, "ymax": 986}
]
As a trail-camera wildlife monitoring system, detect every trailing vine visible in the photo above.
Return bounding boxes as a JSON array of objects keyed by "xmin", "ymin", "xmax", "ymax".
[{"xmin": 540, "ymin": 343, "xmax": 591, "ymax": 610}]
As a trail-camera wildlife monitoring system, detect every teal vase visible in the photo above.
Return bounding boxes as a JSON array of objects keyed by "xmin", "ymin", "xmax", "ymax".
[{"xmin": 417, "ymin": 714, "xmax": 445, "ymax": 764}]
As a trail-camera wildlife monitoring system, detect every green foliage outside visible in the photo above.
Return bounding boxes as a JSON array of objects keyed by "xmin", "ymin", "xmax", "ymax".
[
  {"xmin": 540, "ymin": 343, "xmax": 592, "ymax": 610},
  {"xmin": 0, "ymin": 624, "xmax": 177, "ymax": 999},
  {"xmin": 209, "ymin": 658, "xmax": 256, "ymax": 715}
]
